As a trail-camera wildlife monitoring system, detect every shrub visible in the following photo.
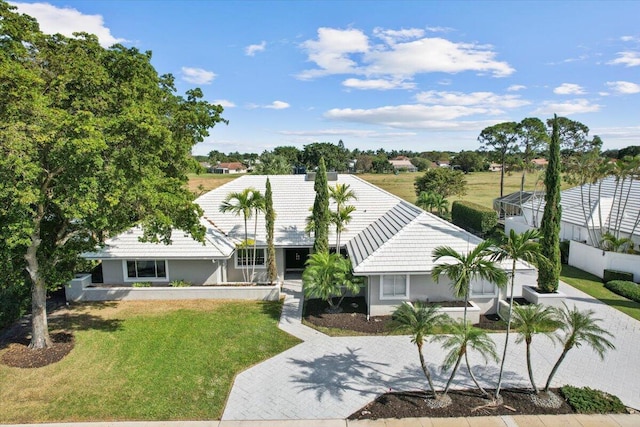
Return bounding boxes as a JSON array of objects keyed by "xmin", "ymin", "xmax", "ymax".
[
  {"xmin": 605, "ymin": 280, "xmax": 640, "ymax": 303},
  {"xmin": 0, "ymin": 282, "xmax": 30, "ymax": 330},
  {"xmin": 132, "ymin": 282, "xmax": 152, "ymax": 288},
  {"xmin": 559, "ymin": 240, "xmax": 570, "ymax": 264},
  {"xmin": 560, "ymin": 385, "xmax": 626, "ymax": 414},
  {"xmin": 451, "ymin": 200, "xmax": 498, "ymax": 236},
  {"xmin": 603, "ymin": 269, "xmax": 634, "ymax": 283},
  {"xmin": 170, "ymin": 280, "xmax": 192, "ymax": 287}
]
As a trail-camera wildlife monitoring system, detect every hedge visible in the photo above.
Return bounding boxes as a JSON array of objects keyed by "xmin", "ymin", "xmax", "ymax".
[
  {"xmin": 605, "ymin": 280, "xmax": 640, "ymax": 303},
  {"xmin": 560, "ymin": 385, "xmax": 626, "ymax": 414},
  {"xmin": 603, "ymin": 269, "xmax": 634, "ymax": 283},
  {"xmin": 451, "ymin": 200, "xmax": 498, "ymax": 235}
]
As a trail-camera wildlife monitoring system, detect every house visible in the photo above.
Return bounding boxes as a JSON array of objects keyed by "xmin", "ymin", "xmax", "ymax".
[
  {"xmin": 388, "ymin": 156, "xmax": 418, "ymax": 172},
  {"xmin": 530, "ymin": 158, "xmax": 548, "ymax": 169},
  {"xmin": 505, "ymin": 176, "xmax": 640, "ymax": 248},
  {"xmin": 211, "ymin": 162, "xmax": 248, "ymax": 174},
  {"xmin": 488, "ymin": 163, "xmax": 502, "ymax": 172},
  {"xmin": 83, "ymin": 174, "xmax": 537, "ymax": 316}
]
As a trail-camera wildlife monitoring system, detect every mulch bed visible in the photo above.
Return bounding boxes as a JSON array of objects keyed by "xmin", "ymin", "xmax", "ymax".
[
  {"xmin": 349, "ymin": 389, "xmax": 575, "ymax": 419},
  {"xmin": 303, "ymin": 297, "xmax": 507, "ymax": 334},
  {"xmin": 1, "ymin": 332, "xmax": 75, "ymax": 368}
]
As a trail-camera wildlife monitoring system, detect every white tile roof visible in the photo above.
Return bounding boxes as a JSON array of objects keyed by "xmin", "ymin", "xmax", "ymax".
[
  {"xmin": 83, "ymin": 218, "xmax": 235, "ymax": 260},
  {"xmin": 196, "ymin": 174, "xmax": 404, "ymax": 247}
]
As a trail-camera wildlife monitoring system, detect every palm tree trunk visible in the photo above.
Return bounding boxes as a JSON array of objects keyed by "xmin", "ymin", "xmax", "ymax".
[
  {"xmin": 544, "ymin": 346, "xmax": 570, "ymax": 392},
  {"xmin": 525, "ymin": 340, "xmax": 539, "ymax": 394},
  {"xmin": 444, "ymin": 351, "xmax": 464, "ymax": 395},
  {"xmin": 251, "ymin": 211, "xmax": 258, "ymax": 282},
  {"xmin": 465, "ymin": 351, "xmax": 489, "ymax": 397},
  {"xmin": 242, "ymin": 216, "xmax": 249, "ymax": 282},
  {"xmin": 417, "ymin": 343, "xmax": 438, "ymax": 398},
  {"xmin": 495, "ymin": 264, "xmax": 516, "ymax": 399}
]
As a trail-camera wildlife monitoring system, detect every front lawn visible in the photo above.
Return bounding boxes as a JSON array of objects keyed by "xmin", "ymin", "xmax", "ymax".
[
  {"xmin": 0, "ymin": 300, "xmax": 300, "ymax": 423},
  {"xmin": 561, "ymin": 264, "xmax": 640, "ymax": 321}
]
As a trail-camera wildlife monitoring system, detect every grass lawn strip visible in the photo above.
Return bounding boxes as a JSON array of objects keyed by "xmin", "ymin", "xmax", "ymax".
[
  {"xmin": 560, "ymin": 265, "xmax": 640, "ymax": 322},
  {"xmin": 0, "ymin": 300, "xmax": 300, "ymax": 423}
]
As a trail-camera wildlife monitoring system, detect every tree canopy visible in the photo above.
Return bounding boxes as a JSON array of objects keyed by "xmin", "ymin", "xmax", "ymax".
[
  {"xmin": 414, "ymin": 168, "xmax": 467, "ymax": 199},
  {"xmin": 0, "ymin": 2, "xmax": 227, "ymax": 347}
]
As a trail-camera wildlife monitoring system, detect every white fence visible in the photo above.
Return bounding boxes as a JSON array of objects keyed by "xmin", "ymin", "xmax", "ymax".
[
  {"xmin": 66, "ymin": 274, "xmax": 281, "ymax": 302},
  {"xmin": 569, "ymin": 241, "xmax": 640, "ymax": 282}
]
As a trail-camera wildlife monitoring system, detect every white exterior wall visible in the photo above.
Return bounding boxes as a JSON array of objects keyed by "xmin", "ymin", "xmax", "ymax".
[
  {"xmin": 226, "ymin": 247, "xmax": 285, "ymax": 283},
  {"xmin": 569, "ymin": 240, "xmax": 640, "ymax": 282},
  {"xmin": 99, "ymin": 259, "xmax": 224, "ymax": 286}
]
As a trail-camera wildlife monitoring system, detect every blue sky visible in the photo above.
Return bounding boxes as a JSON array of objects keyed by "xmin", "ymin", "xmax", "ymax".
[{"xmin": 10, "ymin": 1, "xmax": 640, "ymax": 155}]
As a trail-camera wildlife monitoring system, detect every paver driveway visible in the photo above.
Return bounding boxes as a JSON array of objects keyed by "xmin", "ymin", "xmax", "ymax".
[{"xmin": 222, "ymin": 278, "xmax": 640, "ymax": 420}]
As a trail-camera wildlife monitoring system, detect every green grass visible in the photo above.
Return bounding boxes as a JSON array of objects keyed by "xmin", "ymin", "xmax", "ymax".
[
  {"xmin": 358, "ymin": 170, "xmax": 572, "ymax": 210},
  {"xmin": 0, "ymin": 300, "xmax": 300, "ymax": 423},
  {"xmin": 561, "ymin": 264, "xmax": 640, "ymax": 321}
]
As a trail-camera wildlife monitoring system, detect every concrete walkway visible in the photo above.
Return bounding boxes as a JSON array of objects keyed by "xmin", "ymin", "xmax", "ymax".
[{"xmin": 222, "ymin": 279, "xmax": 640, "ymax": 421}]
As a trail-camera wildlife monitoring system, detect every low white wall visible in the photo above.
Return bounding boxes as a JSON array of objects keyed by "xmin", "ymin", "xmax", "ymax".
[
  {"xmin": 569, "ymin": 240, "xmax": 640, "ymax": 282},
  {"xmin": 505, "ymin": 216, "xmax": 536, "ymax": 235},
  {"xmin": 66, "ymin": 274, "xmax": 280, "ymax": 302}
]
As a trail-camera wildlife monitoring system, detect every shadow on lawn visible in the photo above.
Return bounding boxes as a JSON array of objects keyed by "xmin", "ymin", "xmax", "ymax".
[{"xmin": 259, "ymin": 300, "xmax": 284, "ymax": 321}]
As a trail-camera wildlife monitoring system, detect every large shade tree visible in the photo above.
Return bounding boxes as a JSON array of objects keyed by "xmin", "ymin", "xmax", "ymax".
[
  {"xmin": 0, "ymin": 3, "xmax": 227, "ymax": 348},
  {"xmin": 478, "ymin": 122, "xmax": 519, "ymax": 198}
]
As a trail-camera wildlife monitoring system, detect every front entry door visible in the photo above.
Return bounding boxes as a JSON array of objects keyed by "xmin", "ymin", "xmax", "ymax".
[{"xmin": 285, "ymin": 248, "xmax": 310, "ymax": 272}]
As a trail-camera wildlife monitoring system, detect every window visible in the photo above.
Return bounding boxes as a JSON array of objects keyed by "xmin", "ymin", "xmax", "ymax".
[
  {"xmin": 470, "ymin": 279, "xmax": 497, "ymax": 297},
  {"xmin": 380, "ymin": 274, "xmax": 409, "ymax": 300},
  {"xmin": 236, "ymin": 248, "xmax": 266, "ymax": 268},
  {"xmin": 124, "ymin": 260, "xmax": 167, "ymax": 281}
]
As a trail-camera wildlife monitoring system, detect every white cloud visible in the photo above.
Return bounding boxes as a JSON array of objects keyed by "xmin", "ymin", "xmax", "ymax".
[
  {"xmin": 265, "ymin": 100, "xmax": 290, "ymax": 109},
  {"xmin": 181, "ymin": 67, "xmax": 216, "ymax": 84},
  {"xmin": 297, "ymin": 27, "xmax": 514, "ymax": 80},
  {"xmin": 10, "ymin": 1, "xmax": 126, "ymax": 47},
  {"xmin": 554, "ymin": 83, "xmax": 586, "ymax": 95},
  {"xmin": 532, "ymin": 99, "xmax": 601, "ymax": 116},
  {"xmin": 507, "ymin": 85, "xmax": 526, "ymax": 92},
  {"xmin": 297, "ymin": 27, "xmax": 370, "ymax": 79},
  {"xmin": 426, "ymin": 26, "xmax": 454, "ymax": 33},
  {"xmin": 620, "ymin": 36, "xmax": 639, "ymax": 42},
  {"xmin": 606, "ymin": 81, "xmax": 640, "ymax": 94},
  {"xmin": 324, "ymin": 104, "xmax": 504, "ymax": 130},
  {"xmin": 342, "ymin": 78, "xmax": 415, "ymax": 90},
  {"xmin": 245, "ymin": 41, "xmax": 266, "ymax": 56},
  {"xmin": 212, "ymin": 99, "xmax": 236, "ymax": 108},
  {"xmin": 608, "ymin": 51, "xmax": 640, "ymax": 67},
  {"xmin": 372, "ymin": 27, "xmax": 425, "ymax": 45},
  {"xmin": 415, "ymin": 90, "xmax": 530, "ymax": 109}
]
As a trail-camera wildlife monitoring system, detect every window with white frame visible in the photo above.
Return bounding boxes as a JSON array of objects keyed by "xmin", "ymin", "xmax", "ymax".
[
  {"xmin": 470, "ymin": 279, "xmax": 497, "ymax": 297},
  {"xmin": 236, "ymin": 248, "xmax": 266, "ymax": 268},
  {"xmin": 125, "ymin": 260, "xmax": 167, "ymax": 281},
  {"xmin": 380, "ymin": 274, "xmax": 409, "ymax": 300}
]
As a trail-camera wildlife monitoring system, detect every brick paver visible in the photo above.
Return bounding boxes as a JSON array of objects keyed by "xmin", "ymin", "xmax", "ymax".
[{"xmin": 222, "ymin": 279, "xmax": 640, "ymax": 420}]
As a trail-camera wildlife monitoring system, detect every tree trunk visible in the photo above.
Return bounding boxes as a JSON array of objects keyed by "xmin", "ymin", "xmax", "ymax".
[
  {"xmin": 526, "ymin": 340, "xmax": 538, "ymax": 394},
  {"xmin": 495, "ymin": 267, "xmax": 515, "ymax": 399},
  {"xmin": 544, "ymin": 346, "xmax": 570, "ymax": 392},
  {"xmin": 465, "ymin": 351, "xmax": 489, "ymax": 397},
  {"xmin": 25, "ymin": 220, "xmax": 52, "ymax": 349},
  {"xmin": 444, "ymin": 351, "xmax": 464, "ymax": 395},
  {"xmin": 251, "ymin": 211, "xmax": 258, "ymax": 282},
  {"xmin": 417, "ymin": 342, "xmax": 438, "ymax": 399}
]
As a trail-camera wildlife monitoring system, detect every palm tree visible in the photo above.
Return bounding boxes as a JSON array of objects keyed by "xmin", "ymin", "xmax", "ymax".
[
  {"xmin": 435, "ymin": 320, "xmax": 499, "ymax": 397},
  {"xmin": 544, "ymin": 303, "xmax": 615, "ymax": 393},
  {"xmin": 416, "ymin": 191, "xmax": 435, "ymax": 213},
  {"xmin": 490, "ymin": 228, "xmax": 543, "ymax": 398},
  {"xmin": 600, "ymin": 232, "xmax": 633, "ymax": 253},
  {"xmin": 302, "ymin": 251, "xmax": 360, "ymax": 313},
  {"xmin": 249, "ymin": 189, "xmax": 265, "ymax": 281},
  {"xmin": 511, "ymin": 304, "xmax": 560, "ymax": 394},
  {"xmin": 220, "ymin": 187, "xmax": 260, "ymax": 282},
  {"xmin": 432, "ymin": 193, "xmax": 449, "ymax": 217},
  {"xmin": 331, "ymin": 204, "xmax": 356, "ymax": 251},
  {"xmin": 432, "ymin": 240, "xmax": 508, "ymax": 326},
  {"xmin": 391, "ymin": 302, "xmax": 449, "ymax": 399},
  {"xmin": 329, "ymin": 183, "xmax": 357, "ymax": 251}
]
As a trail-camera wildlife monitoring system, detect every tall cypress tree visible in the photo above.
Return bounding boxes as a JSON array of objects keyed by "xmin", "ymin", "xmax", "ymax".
[
  {"xmin": 312, "ymin": 158, "xmax": 330, "ymax": 253},
  {"xmin": 265, "ymin": 178, "xmax": 277, "ymax": 284},
  {"xmin": 537, "ymin": 115, "xmax": 562, "ymax": 293}
]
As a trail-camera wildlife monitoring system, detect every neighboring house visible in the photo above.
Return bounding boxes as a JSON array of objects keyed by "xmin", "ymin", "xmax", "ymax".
[
  {"xmin": 84, "ymin": 174, "xmax": 536, "ymax": 316},
  {"xmin": 530, "ymin": 158, "xmax": 548, "ymax": 169},
  {"xmin": 489, "ymin": 163, "xmax": 502, "ymax": 172},
  {"xmin": 505, "ymin": 176, "xmax": 640, "ymax": 248},
  {"xmin": 437, "ymin": 161, "xmax": 451, "ymax": 168},
  {"xmin": 388, "ymin": 156, "xmax": 418, "ymax": 172},
  {"xmin": 211, "ymin": 162, "xmax": 248, "ymax": 174},
  {"xmin": 493, "ymin": 190, "xmax": 545, "ymax": 219}
]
